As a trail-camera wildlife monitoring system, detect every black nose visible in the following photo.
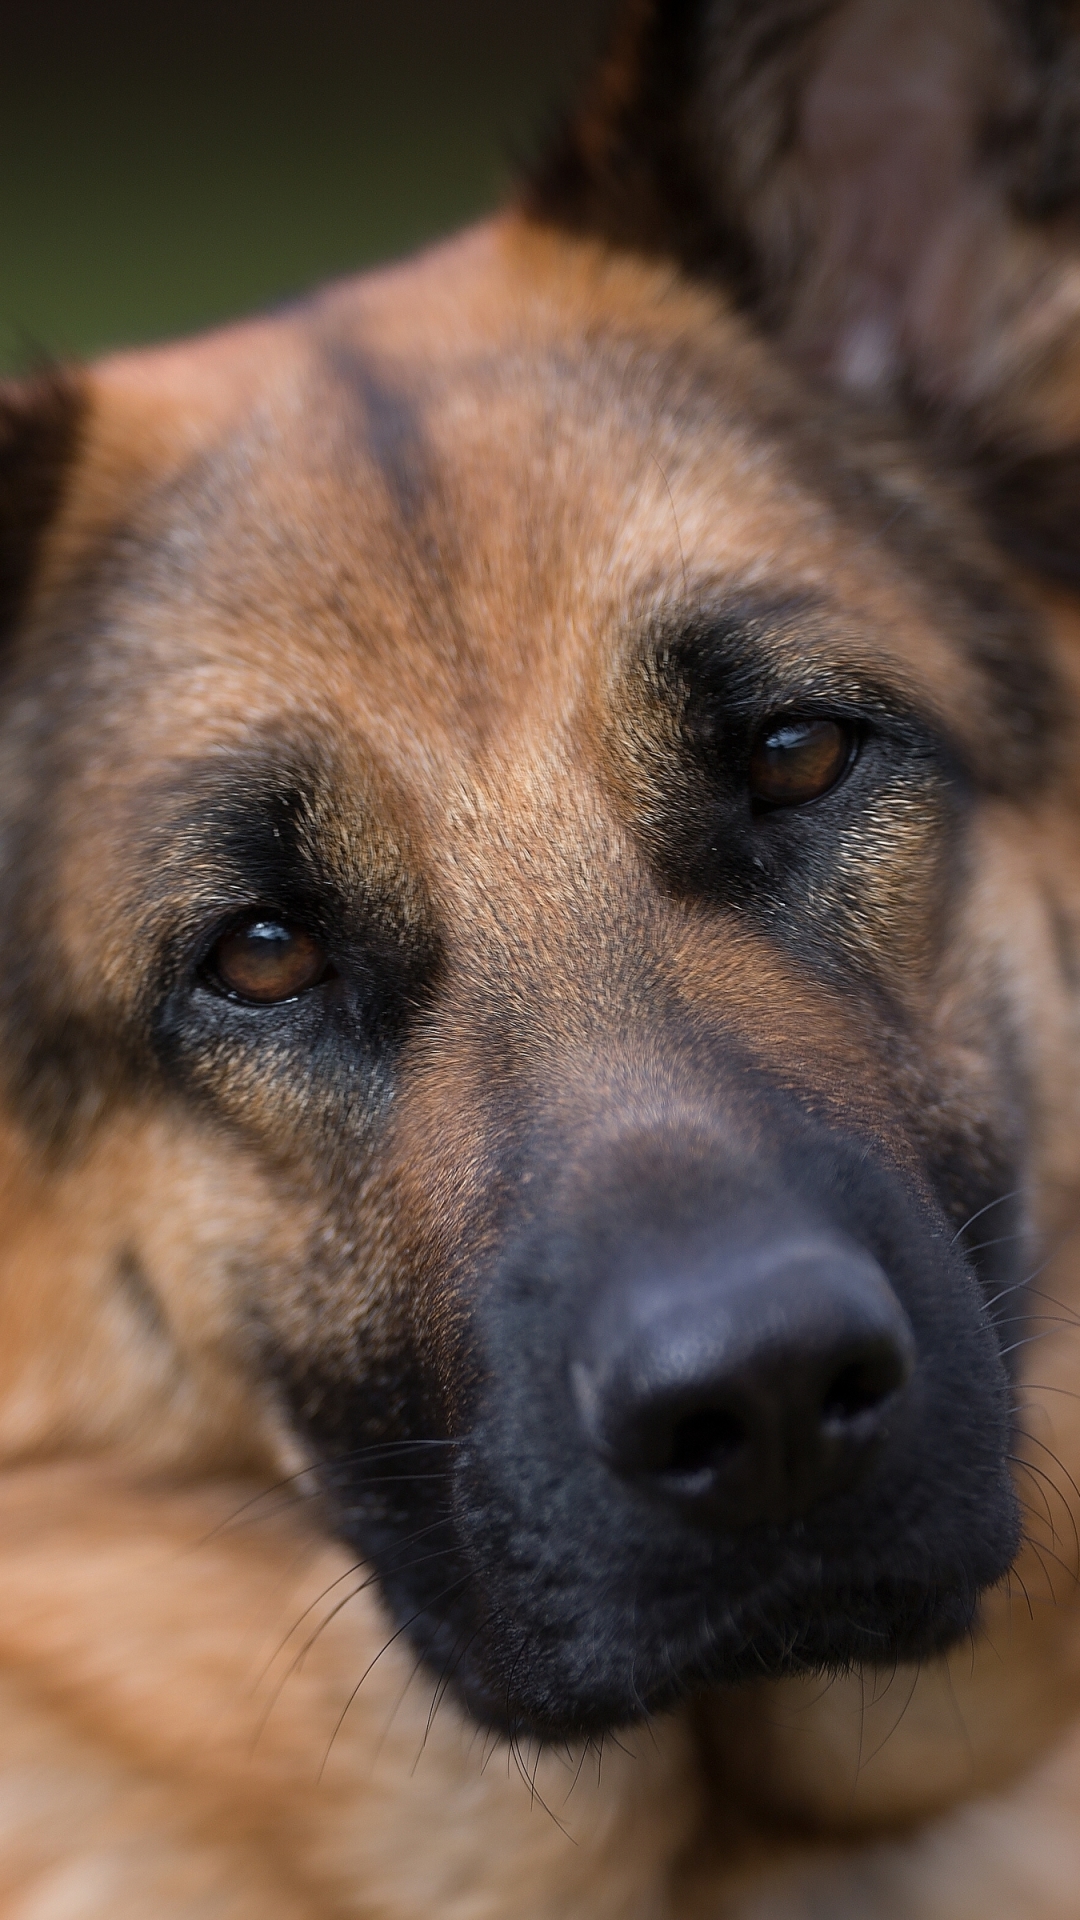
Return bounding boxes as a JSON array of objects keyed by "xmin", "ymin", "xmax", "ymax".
[{"xmin": 571, "ymin": 1238, "xmax": 916, "ymax": 1526}]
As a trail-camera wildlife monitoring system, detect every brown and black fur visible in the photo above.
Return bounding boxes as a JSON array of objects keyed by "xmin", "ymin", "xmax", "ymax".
[{"xmin": 5, "ymin": 2, "xmax": 1080, "ymax": 1913}]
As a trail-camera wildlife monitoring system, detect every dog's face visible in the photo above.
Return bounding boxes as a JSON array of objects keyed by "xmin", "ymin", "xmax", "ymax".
[{"xmin": 5, "ymin": 0, "xmax": 1080, "ymax": 1747}]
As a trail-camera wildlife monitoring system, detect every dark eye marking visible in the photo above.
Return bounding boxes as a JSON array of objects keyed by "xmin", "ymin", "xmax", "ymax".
[
  {"xmin": 747, "ymin": 716, "xmax": 858, "ymax": 809},
  {"xmin": 205, "ymin": 915, "xmax": 332, "ymax": 1005}
]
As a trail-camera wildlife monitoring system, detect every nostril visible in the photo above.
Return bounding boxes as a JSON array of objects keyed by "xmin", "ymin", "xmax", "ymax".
[
  {"xmin": 663, "ymin": 1406, "xmax": 747, "ymax": 1476},
  {"xmin": 573, "ymin": 1236, "xmax": 917, "ymax": 1523},
  {"xmin": 820, "ymin": 1346, "xmax": 907, "ymax": 1428}
]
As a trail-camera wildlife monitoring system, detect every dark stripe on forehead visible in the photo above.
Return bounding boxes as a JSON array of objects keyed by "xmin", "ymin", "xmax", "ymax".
[
  {"xmin": 320, "ymin": 312, "xmax": 1059, "ymax": 785},
  {"xmin": 313, "ymin": 332, "xmax": 471, "ymax": 653},
  {"xmin": 320, "ymin": 337, "xmax": 438, "ymax": 533}
]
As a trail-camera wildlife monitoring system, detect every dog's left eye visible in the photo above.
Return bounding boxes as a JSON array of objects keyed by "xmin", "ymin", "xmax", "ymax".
[
  {"xmin": 748, "ymin": 716, "xmax": 856, "ymax": 808},
  {"xmin": 207, "ymin": 917, "xmax": 331, "ymax": 1004}
]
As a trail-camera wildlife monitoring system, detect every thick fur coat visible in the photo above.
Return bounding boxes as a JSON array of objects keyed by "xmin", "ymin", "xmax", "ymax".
[{"xmin": 5, "ymin": 3, "xmax": 1080, "ymax": 1914}]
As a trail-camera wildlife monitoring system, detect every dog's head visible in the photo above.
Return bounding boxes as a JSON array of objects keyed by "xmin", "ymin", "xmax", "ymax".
[{"xmin": 5, "ymin": 0, "xmax": 1080, "ymax": 1744}]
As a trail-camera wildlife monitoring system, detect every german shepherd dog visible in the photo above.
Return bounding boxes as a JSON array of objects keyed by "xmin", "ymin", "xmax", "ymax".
[{"xmin": 6, "ymin": 1, "xmax": 1080, "ymax": 1912}]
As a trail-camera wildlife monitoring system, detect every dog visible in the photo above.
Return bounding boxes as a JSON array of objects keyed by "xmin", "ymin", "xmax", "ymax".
[{"xmin": 4, "ymin": 1, "xmax": 1080, "ymax": 1912}]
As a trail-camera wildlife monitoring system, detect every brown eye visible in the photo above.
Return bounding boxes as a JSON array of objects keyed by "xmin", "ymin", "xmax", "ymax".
[
  {"xmin": 748, "ymin": 717, "xmax": 854, "ymax": 808},
  {"xmin": 210, "ymin": 918, "xmax": 329, "ymax": 1004}
]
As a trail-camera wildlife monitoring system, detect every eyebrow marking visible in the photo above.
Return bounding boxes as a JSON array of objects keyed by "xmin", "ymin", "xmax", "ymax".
[
  {"xmin": 635, "ymin": 579, "xmax": 1056, "ymax": 790},
  {"xmin": 136, "ymin": 727, "xmax": 441, "ymax": 992},
  {"xmin": 644, "ymin": 591, "xmax": 914, "ymax": 712}
]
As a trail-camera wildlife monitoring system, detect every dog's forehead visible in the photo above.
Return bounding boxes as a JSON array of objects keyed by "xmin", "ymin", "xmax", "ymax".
[{"xmin": 73, "ymin": 218, "xmax": 1044, "ymax": 790}]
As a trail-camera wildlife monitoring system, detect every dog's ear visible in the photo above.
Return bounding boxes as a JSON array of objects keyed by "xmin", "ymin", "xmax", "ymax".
[
  {"xmin": 530, "ymin": 1, "xmax": 1080, "ymax": 576},
  {"xmin": 0, "ymin": 369, "xmax": 85, "ymax": 642}
]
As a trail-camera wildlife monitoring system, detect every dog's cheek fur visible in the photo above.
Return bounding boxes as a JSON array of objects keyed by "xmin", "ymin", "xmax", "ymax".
[{"xmin": 0, "ymin": 1103, "xmax": 316, "ymax": 1473}]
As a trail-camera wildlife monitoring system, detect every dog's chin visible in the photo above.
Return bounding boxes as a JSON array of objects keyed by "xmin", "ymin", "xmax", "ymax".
[{"xmin": 376, "ymin": 1569, "xmax": 985, "ymax": 1742}]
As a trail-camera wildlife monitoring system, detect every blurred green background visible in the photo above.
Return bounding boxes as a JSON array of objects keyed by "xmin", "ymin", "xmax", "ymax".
[{"xmin": 1, "ymin": 0, "xmax": 611, "ymax": 372}]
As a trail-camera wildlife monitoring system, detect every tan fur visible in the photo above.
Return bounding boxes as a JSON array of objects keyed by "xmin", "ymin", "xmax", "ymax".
[{"xmin": 7, "ymin": 7, "xmax": 1080, "ymax": 1908}]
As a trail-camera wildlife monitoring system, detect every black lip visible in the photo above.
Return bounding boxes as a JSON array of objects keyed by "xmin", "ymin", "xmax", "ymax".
[
  {"xmin": 308, "ymin": 1364, "xmax": 1017, "ymax": 1741},
  {"xmin": 347, "ymin": 1529, "xmax": 989, "ymax": 1739}
]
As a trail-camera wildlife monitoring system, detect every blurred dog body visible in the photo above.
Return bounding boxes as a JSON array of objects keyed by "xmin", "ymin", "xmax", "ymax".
[{"xmin": 5, "ymin": 4, "xmax": 1080, "ymax": 1915}]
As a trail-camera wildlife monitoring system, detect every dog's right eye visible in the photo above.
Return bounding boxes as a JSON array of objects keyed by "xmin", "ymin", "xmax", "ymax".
[{"xmin": 207, "ymin": 917, "xmax": 331, "ymax": 1004}]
